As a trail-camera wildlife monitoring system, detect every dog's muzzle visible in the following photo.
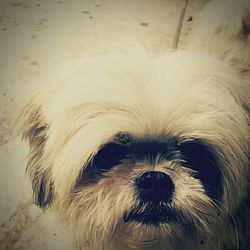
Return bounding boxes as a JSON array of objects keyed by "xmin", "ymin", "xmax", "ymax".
[{"xmin": 124, "ymin": 171, "xmax": 176, "ymax": 225}]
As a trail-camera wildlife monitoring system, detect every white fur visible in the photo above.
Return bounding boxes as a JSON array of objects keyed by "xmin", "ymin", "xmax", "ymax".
[{"xmin": 8, "ymin": 0, "xmax": 250, "ymax": 249}]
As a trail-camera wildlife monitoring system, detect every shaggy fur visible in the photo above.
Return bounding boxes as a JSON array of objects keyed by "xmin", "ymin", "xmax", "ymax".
[{"xmin": 16, "ymin": 0, "xmax": 250, "ymax": 249}]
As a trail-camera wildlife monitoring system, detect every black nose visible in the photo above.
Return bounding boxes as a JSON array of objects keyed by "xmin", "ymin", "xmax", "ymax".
[{"xmin": 135, "ymin": 171, "xmax": 174, "ymax": 203}]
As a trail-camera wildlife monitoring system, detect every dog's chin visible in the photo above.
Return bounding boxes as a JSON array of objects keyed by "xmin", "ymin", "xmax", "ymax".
[
  {"xmin": 120, "ymin": 211, "xmax": 198, "ymax": 250},
  {"xmin": 124, "ymin": 204, "xmax": 176, "ymax": 225}
]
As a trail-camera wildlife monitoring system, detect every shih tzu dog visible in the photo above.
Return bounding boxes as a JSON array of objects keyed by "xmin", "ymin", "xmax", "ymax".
[{"xmin": 18, "ymin": 0, "xmax": 250, "ymax": 249}]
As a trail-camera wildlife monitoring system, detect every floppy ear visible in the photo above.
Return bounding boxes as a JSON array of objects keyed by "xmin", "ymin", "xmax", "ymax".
[
  {"xmin": 21, "ymin": 104, "xmax": 54, "ymax": 208},
  {"xmin": 240, "ymin": 14, "xmax": 250, "ymax": 37}
]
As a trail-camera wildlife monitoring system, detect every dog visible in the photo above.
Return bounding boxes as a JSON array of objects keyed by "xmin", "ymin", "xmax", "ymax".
[{"xmin": 15, "ymin": 0, "xmax": 250, "ymax": 249}]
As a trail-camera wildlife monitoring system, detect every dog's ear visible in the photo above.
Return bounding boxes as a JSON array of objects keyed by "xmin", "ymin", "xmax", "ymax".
[
  {"xmin": 240, "ymin": 14, "xmax": 250, "ymax": 37},
  {"xmin": 30, "ymin": 167, "xmax": 54, "ymax": 208},
  {"xmin": 21, "ymin": 104, "xmax": 54, "ymax": 208}
]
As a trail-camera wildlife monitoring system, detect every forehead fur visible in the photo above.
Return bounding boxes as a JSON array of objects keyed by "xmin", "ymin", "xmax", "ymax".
[{"xmin": 34, "ymin": 50, "xmax": 249, "ymax": 196}]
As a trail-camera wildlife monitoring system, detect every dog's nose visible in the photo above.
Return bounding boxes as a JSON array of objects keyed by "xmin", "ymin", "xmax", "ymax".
[{"xmin": 135, "ymin": 171, "xmax": 174, "ymax": 203}]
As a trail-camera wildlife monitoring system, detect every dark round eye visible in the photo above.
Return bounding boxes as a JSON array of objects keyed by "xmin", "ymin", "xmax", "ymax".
[
  {"xmin": 92, "ymin": 143, "xmax": 128, "ymax": 170},
  {"xmin": 178, "ymin": 139, "xmax": 222, "ymax": 199}
]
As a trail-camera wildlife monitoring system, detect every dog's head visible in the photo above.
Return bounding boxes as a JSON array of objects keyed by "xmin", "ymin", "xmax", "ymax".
[{"xmin": 21, "ymin": 51, "xmax": 250, "ymax": 249}]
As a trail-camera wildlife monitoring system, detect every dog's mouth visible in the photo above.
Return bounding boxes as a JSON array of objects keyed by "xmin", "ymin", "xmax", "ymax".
[{"xmin": 124, "ymin": 202, "xmax": 177, "ymax": 225}]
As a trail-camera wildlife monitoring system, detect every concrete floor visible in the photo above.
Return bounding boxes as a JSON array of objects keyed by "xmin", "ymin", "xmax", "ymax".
[{"xmin": 0, "ymin": 0, "xmax": 208, "ymax": 247}]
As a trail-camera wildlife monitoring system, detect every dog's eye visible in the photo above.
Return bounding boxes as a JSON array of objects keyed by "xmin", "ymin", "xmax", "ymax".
[
  {"xmin": 92, "ymin": 143, "xmax": 128, "ymax": 170},
  {"xmin": 178, "ymin": 139, "xmax": 222, "ymax": 199}
]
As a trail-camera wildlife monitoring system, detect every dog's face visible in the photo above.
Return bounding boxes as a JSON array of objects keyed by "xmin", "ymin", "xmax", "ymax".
[{"xmin": 21, "ymin": 51, "xmax": 250, "ymax": 249}]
